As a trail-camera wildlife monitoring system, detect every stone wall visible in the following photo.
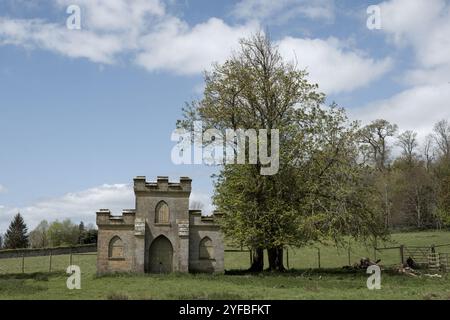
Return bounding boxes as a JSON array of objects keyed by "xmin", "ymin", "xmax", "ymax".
[
  {"xmin": 96, "ymin": 209, "xmax": 136, "ymax": 274},
  {"xmin": 96, "ymin": 176, "xmax": 225, "ymax": 274},
  {"xmin": 0, "ymin": 244, "xmax": 96, "ymax": 259},
  {"xmin": 188, "ymin": 211, "xmax": 224, "ymax": 273},
  {"xmin": 135, "ymin": 176, "xmax": 191, "ymax": 273}
]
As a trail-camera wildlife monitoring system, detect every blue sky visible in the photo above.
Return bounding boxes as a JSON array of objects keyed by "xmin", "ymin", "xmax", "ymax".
[{"xmin": 1, "ymin": 0, "xmax": 450, "ymax": 232}]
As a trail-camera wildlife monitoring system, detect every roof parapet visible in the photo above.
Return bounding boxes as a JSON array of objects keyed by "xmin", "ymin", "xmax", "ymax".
[{"xmin": 134, "ymin": 176, "xmax": 192, "ymax": 193}]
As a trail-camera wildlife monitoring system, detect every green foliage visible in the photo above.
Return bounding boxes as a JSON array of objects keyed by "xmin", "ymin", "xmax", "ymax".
[
  {"xmin": 25, "ymin": 219, "xmax": 98, "ymax": 249},
  {"xmin": 179, "ymin": 33, "xmax": 386, "ymax": 264},
  {"xmin": 1, "ymin": 231, "xmax": 450, "ymax": 300},
  {"xmin": 4, "ymin": 213, "xmax": 29, "ymax": 249},
  {"xmin": 47, "ymin": 219, "xmax": 80, "ymax": 247}
]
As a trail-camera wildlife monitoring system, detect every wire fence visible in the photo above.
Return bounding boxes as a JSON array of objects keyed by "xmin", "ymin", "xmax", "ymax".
[
  {"xmin": 226, "ymin": 243, "xmax": 450, "ymax": 271},
  {"xmin": 0, "ymin": 252, "xmax": 97, "ymax": 275},
  {"xmin": 1, "ymin": 243, "xmax": 449, "ymax": 275}
]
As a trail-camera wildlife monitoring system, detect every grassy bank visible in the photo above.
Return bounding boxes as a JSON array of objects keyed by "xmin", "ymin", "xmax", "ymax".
[{"xmin": 0, "ymin": 231, "xmax": 449, "ymax": 300}]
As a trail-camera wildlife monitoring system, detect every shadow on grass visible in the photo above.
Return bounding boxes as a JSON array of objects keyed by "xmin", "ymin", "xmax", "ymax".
[
  {"xmin": 0, "ymin": 272, "xmax": 59, "ymax": 296},
  {"xmin": 0, "ymin": 271, "xmax": 64, "ymax": 281},
  {"xmin": 224, "ymin": 267, "xmax": 366, "ymax": 276}
]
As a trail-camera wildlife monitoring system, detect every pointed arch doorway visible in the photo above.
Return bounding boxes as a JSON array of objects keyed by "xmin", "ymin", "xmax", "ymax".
[{"xmin": 148, "ymin": 235, "xmax": 173, "ymax": 273}]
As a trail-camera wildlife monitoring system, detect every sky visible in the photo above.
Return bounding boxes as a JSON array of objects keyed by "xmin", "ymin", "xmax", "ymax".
[{"xmin": 0, "ymin": 0, "xmax": 450, "ymax": 232}]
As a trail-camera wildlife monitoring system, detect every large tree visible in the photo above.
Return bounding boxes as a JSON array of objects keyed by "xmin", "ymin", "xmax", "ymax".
[
  {"xmin": 4, "ymin": 213, "xmax": 29, "ymax": 249},
  {"xmin": 178, "ymin": 33, "xmax": 386, "ymax": 271}
]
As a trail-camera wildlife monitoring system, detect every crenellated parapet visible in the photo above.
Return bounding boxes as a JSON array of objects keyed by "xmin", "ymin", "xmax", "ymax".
[
  {"xmin": 134, "ymin": 176, "xmax": 192, "ymax": 195},
  {"xmin": 96, "ymin": 209, "xmax": 136, "ymax": 227},
  {"xmin": 189, "ymin": 209, "xmax": 222, "ymax": 226}
]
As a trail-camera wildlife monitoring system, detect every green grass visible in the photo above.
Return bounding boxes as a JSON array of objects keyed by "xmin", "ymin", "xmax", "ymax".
[{"xmin": 1, "ymin": 231, "xmax": 450, "ymax": 300}]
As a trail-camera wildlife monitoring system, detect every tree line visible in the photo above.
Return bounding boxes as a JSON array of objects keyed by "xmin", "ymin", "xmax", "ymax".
[
  {"xmin": 0, "ymin": 213, "xmax": 97, "ymax": 250},
  {"xmin": 359, "ymin": 119, "xmax": 450, "ymax": 230},
  {"xmin": 178, "ymin": 32, "xmax": 450, "ymax": 272}
]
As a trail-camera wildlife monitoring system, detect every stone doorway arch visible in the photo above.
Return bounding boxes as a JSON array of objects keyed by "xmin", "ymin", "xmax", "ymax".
[{"xmin": 148, "ymin": 235, "xmax": 173, "ymax": 273}]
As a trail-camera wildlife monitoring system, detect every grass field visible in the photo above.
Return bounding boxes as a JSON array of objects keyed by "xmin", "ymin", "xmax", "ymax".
[{"xmin": 1, "ymin": 231, "xmax": 450, "ymax": 300}]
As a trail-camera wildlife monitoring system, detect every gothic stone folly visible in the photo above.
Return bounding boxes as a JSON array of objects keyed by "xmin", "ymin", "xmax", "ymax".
[{"xmin": 96, "ymin": 176, "xmax": 224, "ymax": 274}]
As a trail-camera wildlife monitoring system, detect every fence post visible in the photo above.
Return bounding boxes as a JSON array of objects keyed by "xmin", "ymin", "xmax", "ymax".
[
  {"xmin": 21, "ymin": 253, "xmax": 25, "ymax": 274},
  {"xmin": 49, "ymin": 249, "xmax": 52, "ymax": 272},
  {"xmin": 400, "ymin": 245, "xmax": 405, "ymax": 265},
  {"xmin": 317, "ymin": 248, "xmax": 321, "ymax": 269},
  {"xmin": 70, "ymin": 247, "xmax": 73, "ymax": 266}
]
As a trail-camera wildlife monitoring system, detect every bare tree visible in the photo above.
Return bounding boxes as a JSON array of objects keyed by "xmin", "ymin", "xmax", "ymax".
[
  {"xmin": 397, "ymin": 130, "xmax": 418, "ymax": 164},
  {"xmin": 423, "ymin": 134, "xmax": 435, "ymax": 171},
  {"xmin": 360, "ymin": 119, "xmax": 398, "ymax": 171},
  {"xmin": 433, "ymin": 119, "xmax": 450, "ymax": 159}
]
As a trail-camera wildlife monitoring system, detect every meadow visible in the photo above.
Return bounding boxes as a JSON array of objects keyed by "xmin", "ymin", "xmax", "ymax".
[{"xmin": 0, "ymin": 231, "xmax": 449, "ymax": 300}]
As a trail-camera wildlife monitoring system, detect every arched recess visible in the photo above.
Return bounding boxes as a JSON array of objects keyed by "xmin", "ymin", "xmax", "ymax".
[
  {"xmin": 199, "ymin": 236, "xmax": 214, "ymax": 260},
  {"xmin": 148, "ymin": 235, "xmax": 173, "ymax": 273},
  {"xmin": 108, "ymin": 236, "xmax": 124, "ymax": 259},
  {"xmin": 155, "ymin": 201, "xmax": 169, "ymax": 224}
]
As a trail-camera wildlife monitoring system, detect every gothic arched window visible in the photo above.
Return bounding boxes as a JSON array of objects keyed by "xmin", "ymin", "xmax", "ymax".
[
  {"xmin": 108, "ymin": 236, "xmax": 124, "ymax": 259},
  {"xmin": 155, "ymin": 201, "xmax": 170, "ymax": 224},
  {"xmin": 199, "ymin": 237, "xmax": 214, "ymax": 260}
]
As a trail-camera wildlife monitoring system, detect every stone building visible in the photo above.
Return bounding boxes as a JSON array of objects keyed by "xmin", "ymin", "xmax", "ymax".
[{"xmin": 96, "ymin": 176, "xmax": 224, "ymax": 274}]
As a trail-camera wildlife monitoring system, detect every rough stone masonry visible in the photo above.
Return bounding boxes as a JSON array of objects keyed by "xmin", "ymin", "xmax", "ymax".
[{"xmin": 96, "ymin": 176, "xmax": 224, "ymax": 274}]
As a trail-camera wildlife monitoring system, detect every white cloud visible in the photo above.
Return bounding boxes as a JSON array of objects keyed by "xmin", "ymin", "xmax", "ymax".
[
  {"xmin": 350, "ymin": 83, "xmax": 450, "ymax": 140},
  {"xmin": 55, "ymin": 0, "xmax": 166, "ymax": 32},
  {"xmin": 0, "ymin": 183, "xmax": 216, "ymax": 233},
  {"xmin": 351, "ymin": 0, "xmax": 450, "ymax": 134},
  {"xmin": 189, "ymin": 191, "xmax": 214, "ymax": 214},
  {"xmin": 0, "ymin": 0, "xmax": 259, "ymax": 74},
  {"xmin": 379, "ymin": 0, "xmax": 450, "ymax": 79},
  {"xmin": 0, "ymin": 185, "xmax": 7, "ymax": 193},
  {"xmin": 277, "ymin": 37, "xmax": 392, "ymax": 94},
  {"xmin": 233, "ymin": 0, "xmax": 335, "ymax": 23},
  {"xmin": 0, "ymin": 0, "xmax": 389, "ymax": 93},
  {"xmin": 0, "ymin": 18, "xmax": 124, "ymax": 64},
  {"xmin": 379, "ymin": 0, "xmax": 449, "ymax": 66},
  {"xmin": 0, "ymin": 184, "xmax": 134, "ymax": 232},
  {"xmin": 136, "ymin": 17, "xmax": 259, "ymax": 75}
]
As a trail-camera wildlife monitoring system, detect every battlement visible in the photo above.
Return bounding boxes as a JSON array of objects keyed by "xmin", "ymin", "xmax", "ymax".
[
  {"xmin": 134, "ymin": 176, "xmax": 192, "ymax": 194},
  {"xmin": 189, "ymin": 209, "xmax": 222, "ymax": 226},
  {"xmin": 96, "ymin": 209, "xmax": 136, "ymax": 227}
]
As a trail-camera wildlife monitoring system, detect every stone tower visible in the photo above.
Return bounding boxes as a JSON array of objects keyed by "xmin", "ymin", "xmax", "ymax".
[{"xmin": 96, "ymin": 176, "xmax": 224, "ymax": 274}]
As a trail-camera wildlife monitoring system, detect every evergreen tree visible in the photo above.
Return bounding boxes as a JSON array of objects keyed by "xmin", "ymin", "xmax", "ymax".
[
  {"xmin": 78, "ymin": 221, "xmax": 85, "ymax": 244},
  {"xmin": 4, "ymin": 213, "xmax": 29, "ymax": 249}
]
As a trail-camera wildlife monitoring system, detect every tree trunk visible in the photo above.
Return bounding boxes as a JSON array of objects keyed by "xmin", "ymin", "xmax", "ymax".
[
  {"xmin": 248, "ymin": 248, "xmax": 264, "ymax": 272},
  {"xmin": 267, "ymin": 246, "xmax": 285, "ymax": 272}
]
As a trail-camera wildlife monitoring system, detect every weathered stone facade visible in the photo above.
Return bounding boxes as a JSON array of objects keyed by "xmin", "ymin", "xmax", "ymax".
[{"xmin": 96, "ymin": 176, "xmax": 224, "ymax": 274}]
